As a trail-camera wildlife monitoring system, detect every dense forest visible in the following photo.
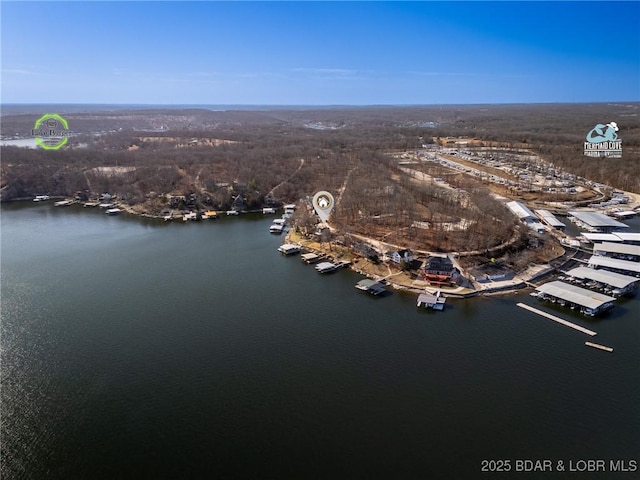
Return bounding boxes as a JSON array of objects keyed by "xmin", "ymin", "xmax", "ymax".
[{"xmin": 2, "ymin": 103, "xmax": 638, "ymax": 251}]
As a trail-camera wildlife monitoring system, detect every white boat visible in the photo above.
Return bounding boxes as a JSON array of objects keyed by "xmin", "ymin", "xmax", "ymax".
[
  {"xmin": 105, "ymin": 208, "xmax": 121, "ymax": 215},
  {"xmin": 263, "ymin": 207, "xmax": 276, "ymax": 214},
  {"xmin": 226, "ymin": 210, "xmax": 239, "ymax": 216},
  {"xmin": 33, "ymin": 195, "xmax": 50, "ymax": 202},
  {"xmin": 315, "ymin": 262, "xmax": 338, "ymax": 274},
  {"xmin": 278, "ymin": 244, "xmax": 301, "ymax": 255},
  {"xmin": 183, "ymin": 212, "xmax": 197, "ymax": 221},
  {"xmin": 54, "ymin": 199, "xmax": 74, "ymax": 207}
]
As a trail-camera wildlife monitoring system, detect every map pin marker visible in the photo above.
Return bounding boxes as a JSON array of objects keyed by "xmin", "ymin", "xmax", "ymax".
[{"xmin": 312, "ymin": 191, "xmax": 334, "ymax": 223}]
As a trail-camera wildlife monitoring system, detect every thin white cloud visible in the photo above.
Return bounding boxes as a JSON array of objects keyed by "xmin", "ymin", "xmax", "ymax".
[
  {"xmin": 409, "ymin": 71, "xmax": 532, "ymax": 79},
  {"xmin": 292, "ymin": 68, "xmax": 361, "ymax": 76},
  {"xmin": 408, "ymin": 71, "xmax": 480, "ymax": 77}
]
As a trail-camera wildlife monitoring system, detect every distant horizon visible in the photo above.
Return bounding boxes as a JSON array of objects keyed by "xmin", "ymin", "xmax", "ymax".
[
  {"xmin": 2, "ymin": 2, "xmax": 638, "ymax": 105},
  {"xmin": 3, "ymin": 100, "xmax": 640, "ymax": 108}
]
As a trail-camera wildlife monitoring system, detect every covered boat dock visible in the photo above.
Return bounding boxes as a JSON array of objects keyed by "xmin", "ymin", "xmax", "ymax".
[
  {"xmin": 588, "ymin": 256, "xmax": 640, "ymax": 276},
  {"xmin": 534, "ymin": 209, "xmax": 566, "ymax": 230},
  {"xmin": 581, "ymin": 232, "xmax": 640, "ymax": 244},
  {"xmin": 535, "ymin": 280, "xmax": 615, "ymax": 316},
  {"xmin": 593, "ymin": 242, "xmax": 640, "ymax": 261},
  {"xmin": 355, "ymin": 279, "xmax": 387, "ymax": 296},
  {"xmin": 564, "ymin": 266, "xmax": 638, "ymax": 296},
  {"xmin": 417, "ymin": 291, "xmax": 446, "ymax": 310},
  {"xmin": 568, "ymin": 211, "xmax": 628, "ymax": 232}
]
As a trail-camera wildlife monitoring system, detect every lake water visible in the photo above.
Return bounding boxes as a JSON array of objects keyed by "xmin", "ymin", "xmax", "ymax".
[
  {"xmin": 0, "ymin": 138, "xmax": 38, "ymax": 149},
  {"xmin": 1, "ymin": 204, "xmax": 639, "ymax": 479}
]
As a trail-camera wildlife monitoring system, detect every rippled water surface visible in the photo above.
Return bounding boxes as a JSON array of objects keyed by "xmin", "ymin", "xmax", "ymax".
[{"xmin": 2, "ymin": 204, "xmax": 639, "ymax": 479}]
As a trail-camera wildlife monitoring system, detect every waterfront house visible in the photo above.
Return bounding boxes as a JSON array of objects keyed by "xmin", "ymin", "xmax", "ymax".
[
  {"xmin": 423, "ymin": 255, "xmax": 458, "ymax": 285},
  {"xmin": 353, "ymin": 243, "xmax": 380, "ymax": 263},
  {"xmin": 231, "ymin": 195, "xmax": 246, "ymax": 211},
  {"xmin": 385, "ymin": 249, "xmax": 413, "ymax": 264}
]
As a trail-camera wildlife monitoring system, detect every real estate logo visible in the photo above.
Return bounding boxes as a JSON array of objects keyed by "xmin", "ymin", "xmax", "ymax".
[
  {"xmin": 32, "ymin": 113, "xmax": 70, "ymax": 150},
  {"xmin": 584, "ymin": 121, "xmax": 622, "ymax": 158}
]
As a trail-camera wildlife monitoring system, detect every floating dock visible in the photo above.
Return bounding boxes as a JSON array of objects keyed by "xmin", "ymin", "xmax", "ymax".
[
  {"xmin": 516, "ymin": 303, "xmax": 597, "ymax": 336},
  {"xmin": 585, "ymin": 341, "xmax": 614, "ymax": 353}
]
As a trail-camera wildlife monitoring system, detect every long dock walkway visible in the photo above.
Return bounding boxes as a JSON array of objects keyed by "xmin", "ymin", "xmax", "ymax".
[{"xmin": 516, "ymin": 303, "xmax": 597, "ymax": 336}]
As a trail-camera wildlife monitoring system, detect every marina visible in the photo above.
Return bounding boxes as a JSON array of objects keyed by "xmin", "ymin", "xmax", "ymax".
[{"xmin": 516, "ymin": 303, "xmax": 597, "ymax": 336}]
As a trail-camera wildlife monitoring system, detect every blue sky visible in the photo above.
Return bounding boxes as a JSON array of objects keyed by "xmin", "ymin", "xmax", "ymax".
[{"xmin": 2, "ymin": 1, "xmax": 639, "ymax": 105}]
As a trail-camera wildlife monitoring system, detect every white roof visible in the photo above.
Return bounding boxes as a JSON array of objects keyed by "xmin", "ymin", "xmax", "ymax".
[
  {"xmin": 507, "ymin": 201, "xmax": 535, "ymax": 220},
  {"xmin": 278, "ymin": 243, "xmax": 299, "ymax": 251},
  {"xmin": 535, "ymin": 281, "xmax": 615, "ymax": 309},
  {"xmin": 588, "ymin": 256, "xmax": 640, "ymax": 274},
  {"xmin": 566, "ymin": 267, "xmax": 639, "ymax": 289},
  {"xmin": 315, "ymin": 262, "xmax": 336, "ymax": 271},
  {"xmin": 614, "ymin": 232, "xmax": 640, "ymax": 243},
  {"xmin": 581, "ymin": 233, "xmax": 622, "ymax": 243},
  {"xmin": 534, "ymin": 209, "xmax": 565, "ymax": 228},
  {"xmin": 568, "ymin": 211, "xmax": 628, "ymax": 229},
  {"xmin": 593, "ymin": 242, "xmax": 640, "ymax": 257}
]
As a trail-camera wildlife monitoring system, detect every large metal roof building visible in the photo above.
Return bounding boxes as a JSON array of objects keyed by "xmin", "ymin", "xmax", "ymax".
[
  {"xmin": 612, "ymin": 232, "xmax": 640, "ymax": 244},
  {"xmin": 565, "ymin": 266, "xmax": 639, "ymax": 291},
  {"xmin": 507, "ymin": 201, "xmax": 536, "ymax": 220},
  {"xmin": 593, "ymin": 242, "xmax": 640, "ymax": 258},
  {"xmin": 568, "ymin": 211, "xmax": 628, "ymax": 231},
  {"xmin": 535, "ymin": 281, "xmax": 615, "ymax": 312},
  {"xmin": 534, "ymin": 209, "xmax": 565, "ymax": 229},
  {"xmin": 581, "ymin": 232, "xmax": 640, "ymax": 244},
  {"xmin": 588, "ymin": 256, "xmax": 640, "ymax": 275}
]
